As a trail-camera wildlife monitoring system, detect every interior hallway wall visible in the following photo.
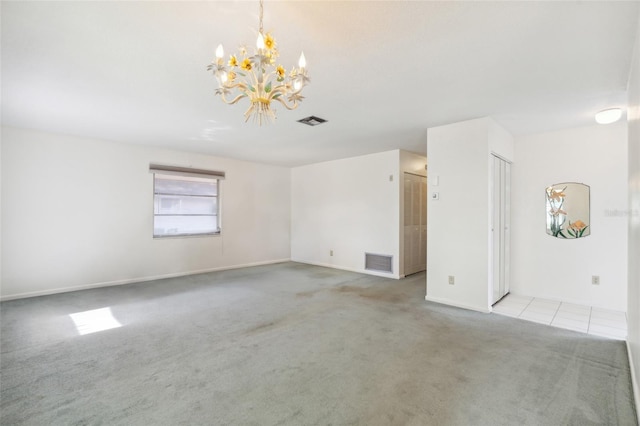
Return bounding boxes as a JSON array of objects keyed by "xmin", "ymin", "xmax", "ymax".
[
  {"xmin": 510, "ymin": 123, "xmax": 628, "ymax": 311},
  {"xmin": 291, "ymin": 150, "xmax": 401, "ymax": 278},
  {"xmin": 626, "ymin": 5, "xmax": 640, "ymax": 418},
  {"xmin": 0, "ymin": 132, "xmax": 2, "ymax": 292},
  {"xmin": 0, "ymin": 127, "xmax": 291, "ymax": 300},
  {"xmin": 426, "ymin": 117, "xmax": 514, "ymax": 312}
]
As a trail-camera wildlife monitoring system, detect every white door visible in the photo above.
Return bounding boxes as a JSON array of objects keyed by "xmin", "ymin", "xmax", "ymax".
[{"xmin": 404, "ymin": 173, "xmax": 427, "ymax": 276}]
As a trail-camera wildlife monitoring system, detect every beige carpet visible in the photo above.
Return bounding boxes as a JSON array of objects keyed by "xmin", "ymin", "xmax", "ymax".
[{"xmin": 1, "ymin": 262, "xmax": 637, "ymax": 425}]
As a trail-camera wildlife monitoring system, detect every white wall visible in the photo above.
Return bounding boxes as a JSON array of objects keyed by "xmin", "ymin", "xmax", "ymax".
[
  {"xmin": 0, "ymin": 132, "xmax": 2, "ymax": 293},
  {"xmin": 510, "ymin": 123, "xmax": 628, "ymax": 311},
  {"xmin": 627, "ymin": 6, "xmax": 640, "ymax": 418},
  {"xmin": 0, "ymin": 127, "xmax": 291, "ymax": 300},
  {"xmin": 426, "ymin": 117, "xmax": 514, "ymax": 312},
  {"xmin": 291, "ymin": 150, "xmax": 401, "ymax": 278}
]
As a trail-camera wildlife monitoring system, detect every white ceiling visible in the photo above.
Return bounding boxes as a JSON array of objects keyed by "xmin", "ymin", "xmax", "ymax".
[{"xmin": 2, "ymin": 1, "xmax": 638, "ymax": 166}]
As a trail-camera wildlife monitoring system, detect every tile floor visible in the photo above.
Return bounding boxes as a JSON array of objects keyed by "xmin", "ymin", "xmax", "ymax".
[{"xmin": 492, "ymin": 294, "xmax": 628, "ymax": 340}]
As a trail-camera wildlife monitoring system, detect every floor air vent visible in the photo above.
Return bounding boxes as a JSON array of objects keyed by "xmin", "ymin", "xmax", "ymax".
[{"xmin": 365, "ymin": 253, "xmax": 393, "ymax": 273}]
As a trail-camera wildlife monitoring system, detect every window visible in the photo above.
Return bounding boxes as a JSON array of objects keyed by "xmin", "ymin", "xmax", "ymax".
[{"xmin": 150, "ymin": 164, "xmax": 225, "ymax": 237}]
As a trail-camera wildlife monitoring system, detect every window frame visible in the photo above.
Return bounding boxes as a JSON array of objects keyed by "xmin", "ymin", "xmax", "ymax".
[{"xmin": 149, "ymin": 164, "xmax": 225, "ymax": 238}]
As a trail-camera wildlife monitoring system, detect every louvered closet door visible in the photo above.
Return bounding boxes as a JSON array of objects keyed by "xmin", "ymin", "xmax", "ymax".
[
  {"xmin": 404, "ymin": 173, "xmax": 427, "ymax": 276},
  {"xmin": 418, "ymin": 176, "xmax": 427, "ymax": 272}
]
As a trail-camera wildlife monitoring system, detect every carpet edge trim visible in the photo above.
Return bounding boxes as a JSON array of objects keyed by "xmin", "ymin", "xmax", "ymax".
[{"xmin": 424, "ymin": 295, "xmax": 491, "ymax": 313}]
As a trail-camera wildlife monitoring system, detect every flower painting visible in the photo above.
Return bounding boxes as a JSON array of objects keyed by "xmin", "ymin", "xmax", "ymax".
[
  {"xmin": 567, "ymin": 220, "xmax": 588, "ymax": 238},
  {"xmin": 545, "ymin": 182, "xmax": 590, "ymax": 239},
  {"xmin": 546, "ymin": 185, "xmax": 567, "ymax": 237}
]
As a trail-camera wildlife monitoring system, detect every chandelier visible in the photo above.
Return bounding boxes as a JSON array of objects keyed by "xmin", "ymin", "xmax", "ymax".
[{"xmin": 207, "ymin": 0, "xmax": 309, "ymax": 125}]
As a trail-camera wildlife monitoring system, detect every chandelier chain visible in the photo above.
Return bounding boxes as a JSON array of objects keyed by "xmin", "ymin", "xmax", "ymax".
[{"xmin": 259, "ymin": 0, "xmax": 264, "ymax": 34}]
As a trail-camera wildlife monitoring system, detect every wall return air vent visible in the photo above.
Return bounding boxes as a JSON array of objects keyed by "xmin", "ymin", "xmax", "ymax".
[{"xmin": 365, "ymin": 253, "xmax": 393, "ymax": 273}]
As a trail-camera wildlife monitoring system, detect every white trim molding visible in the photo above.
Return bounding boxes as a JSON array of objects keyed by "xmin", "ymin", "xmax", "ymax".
[
  {"xmin": 627, "ymin": 341, "xmax": 640, "ymax": 425},
  {"xmin": 292, "ymin": 260, "xmax": 401, "ymax": 280},
  {"xmin": 0, "ymin": 259, "xmax": 290, "ymax": 301}
]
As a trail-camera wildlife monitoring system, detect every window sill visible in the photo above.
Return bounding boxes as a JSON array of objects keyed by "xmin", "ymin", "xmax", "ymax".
[{"xmin": 153, "ymin": 232, "xmax": 221, "ymax": 239}]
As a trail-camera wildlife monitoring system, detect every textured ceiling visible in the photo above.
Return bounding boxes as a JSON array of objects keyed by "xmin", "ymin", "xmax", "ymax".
[{"xmin": 2, "ymin": 1, "xmax": 638, "ymax": 166}]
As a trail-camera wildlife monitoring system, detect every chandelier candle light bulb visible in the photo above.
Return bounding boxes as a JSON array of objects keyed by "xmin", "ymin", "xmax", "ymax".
[{"xmin": 207, "ymin": 0, "xmax": 309, "ymax": 125}]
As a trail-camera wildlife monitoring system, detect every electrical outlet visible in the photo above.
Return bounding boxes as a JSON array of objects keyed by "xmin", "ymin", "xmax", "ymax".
[
  {"xmin": 592, "ymin": 275, "xmax": 600, "ymax": 285},
  {"xmin": 330, "ymin": 250, "xmax": 334, "ymax": 256},
  {"xmin": 389, "ymin": 175, "xmax": 394, "ymax": 182},
  {"xmin": 448, "ymin": 275, "xmax": 455, "ymax": 285}
]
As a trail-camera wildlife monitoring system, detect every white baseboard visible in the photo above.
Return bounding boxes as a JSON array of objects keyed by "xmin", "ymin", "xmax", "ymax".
[
  {"xmin": 0, "ymin": 259, "xmax": 290, "ymax": 301},
  {"xmin": 424, "ymin": 295, "xmax": 491, "ymax": 313},
  {"xmin": 627, "ymin": 341, "xmax": 640, "ymax": 425},
  {"xmin": 291, "ymin": 260, "xmax": 400, "ymax": 280}
]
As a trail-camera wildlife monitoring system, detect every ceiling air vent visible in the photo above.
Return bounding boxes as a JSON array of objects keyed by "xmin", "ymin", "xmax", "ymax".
[
  {"xmin": 297, "ymin": 116, "xmax": 327, "ymax": 126},
  {"xmin": 365, "ymin": 253, "xmax": 393, "ymax": 273}
]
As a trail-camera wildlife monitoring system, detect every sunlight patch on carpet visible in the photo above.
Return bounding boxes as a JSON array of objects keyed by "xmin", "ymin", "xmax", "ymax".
[{"xmin": 69, "ymin": 307, "xmax": 122, "ymax": 335}]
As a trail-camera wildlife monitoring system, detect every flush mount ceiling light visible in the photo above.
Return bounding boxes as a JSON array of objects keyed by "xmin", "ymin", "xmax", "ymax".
[
  {"xmin": 595, "ymin": 108, "xmax": 622, "ymax": 125},
  {"xmin": 207, "ymin": 0, "xmax": 309, "ymax": 125}
]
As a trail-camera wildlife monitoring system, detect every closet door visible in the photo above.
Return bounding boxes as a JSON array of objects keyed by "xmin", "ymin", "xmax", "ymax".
[
  {"xmin": 418, "ymin": 176, "xmax": 427, "ymax": 272},
  {"xmin": 491, "ymin": 155, "xmax": 511, "ymax": 304},
  {"xmin": 404, "ymin": 173, "xmax": 427, "ymax": 276},
  {"xmin": 503, "ymin": 161, "xmax": 511, "ymax": 296}
]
